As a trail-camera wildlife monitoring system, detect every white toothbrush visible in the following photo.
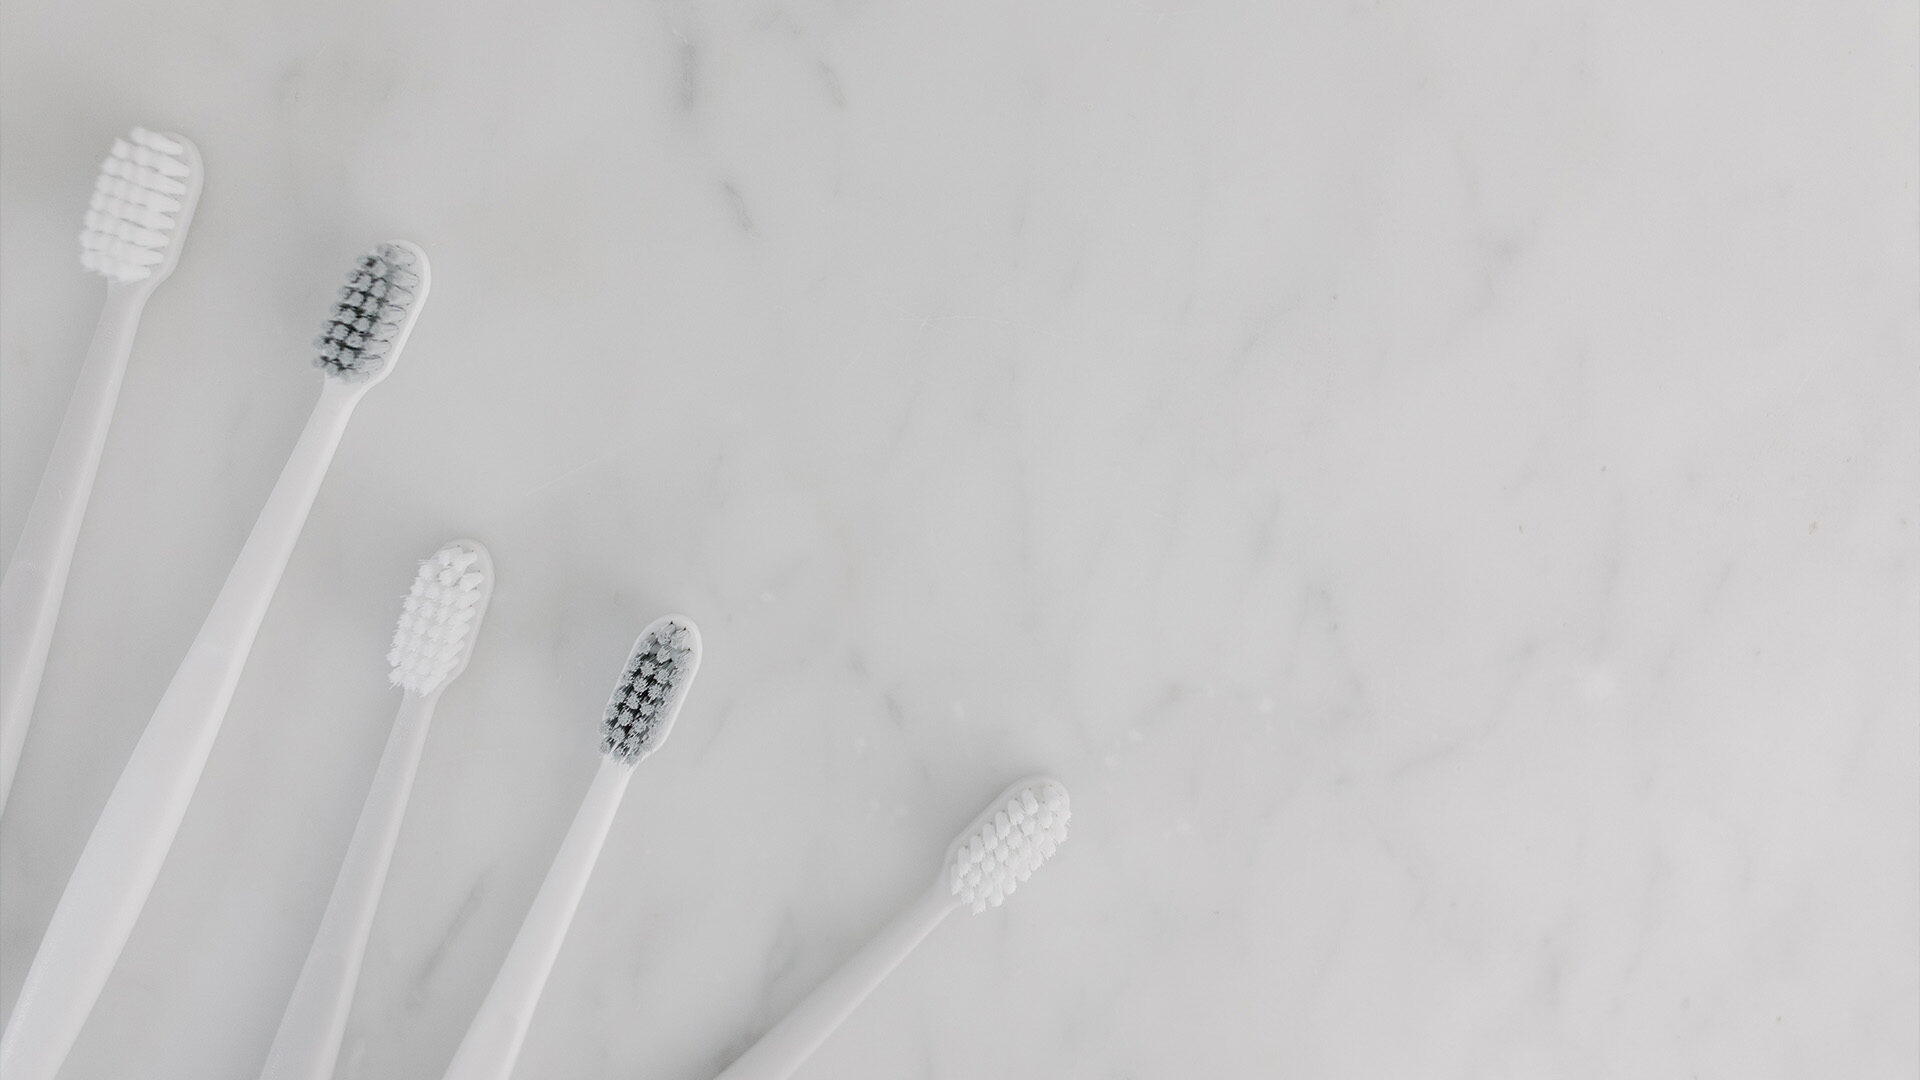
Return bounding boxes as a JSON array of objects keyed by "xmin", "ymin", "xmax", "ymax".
[
  {"xmin": 440, "ymin": 614, "xmax": 703, "ymax": 1080},
  {"xmin": 259, "ymin": 540, "xmax": 493, "ymax": 1080},
  {"xmin": 711, "ymin": 777, "xmax": 1072, "ymax": 1080},
  {"xmin": 0, "ymin": 242, "xmax": 431, "ymax": 1080},
  {"xmin": 0, "ymin": 127, "xmax": 202, "ymax": 814}
]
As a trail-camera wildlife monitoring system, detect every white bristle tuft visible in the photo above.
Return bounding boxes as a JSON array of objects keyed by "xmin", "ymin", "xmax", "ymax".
[
  {"xmin": 602, "ymin": 615, "xmax": 701, "ymax": 764},
  {"xmin": 78, "ymin": 127, "xmax": 199, "ymax": 283},
  {"xmin": 947, "ymin": 778, "xmax": 1071, "ymax": 914},
  {"xmin": 315, "ymin": 241, "xmax": 429, "ymax": 381},
  {"xmin": 388, "ymin": 541, "xmax": 493, "ymax": 695}
]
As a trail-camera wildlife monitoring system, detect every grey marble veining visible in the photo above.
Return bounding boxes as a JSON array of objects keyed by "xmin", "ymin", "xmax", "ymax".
[{"xmin": 1, "ymin": 2, "xmax": 1915, "ymax": 1078}]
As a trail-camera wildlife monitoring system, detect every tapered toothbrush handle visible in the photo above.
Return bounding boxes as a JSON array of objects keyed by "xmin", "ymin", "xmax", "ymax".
[
  {"xmin": 441, "ymin": 756, "xmax": 634, "ymax": 1080},
  {"xmin": 0, "ymin": 283, "xmax": 149, "ymax": 814},
  {"xmin": 0, "ymin": 381, "xmax": 360, "ymax": 1080},
  {"xmin": 712, "ymin": 881, "xmax": 959, "ymax": 1080},
  {"xmin": 260, "ymin": 690, "xmax": 440, "ymax": 1080}
]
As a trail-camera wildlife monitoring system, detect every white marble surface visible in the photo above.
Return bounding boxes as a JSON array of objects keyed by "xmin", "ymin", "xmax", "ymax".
[{"xmin": 2, "ymin": 2, "xmax": 1916, "ymax": 1077}]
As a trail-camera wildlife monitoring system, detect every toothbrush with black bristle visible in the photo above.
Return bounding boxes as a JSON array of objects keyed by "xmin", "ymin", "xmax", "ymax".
[
  {"xmin": 710, "ymin": 776, "xmax": 1072, "ymax": 1080},
  {"xmin": 0, "ymin": 242, "xmax": 431, "ymax": 1080},
  {"xmin": 0, "ymin": 127, "xmax": 203, "ymax": 815},
  {"xmin": 259, "ymin": 540, "xmax": 493, "ymax": 1080},
  {"xmin": 439, "ymin": 614, "xmax": 703, "ymax": 1080}
]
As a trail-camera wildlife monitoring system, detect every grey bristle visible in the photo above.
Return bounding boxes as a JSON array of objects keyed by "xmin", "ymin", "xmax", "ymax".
[
  {"xmin": 601, "ymin": 619, "xmax": 696, "ymax": 763},
  {"xmin": 314, "ymin": 243, "xmax": 420, "ymax": 380}
]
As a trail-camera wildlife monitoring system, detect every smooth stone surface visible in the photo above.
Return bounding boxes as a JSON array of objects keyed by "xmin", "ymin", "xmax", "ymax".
[{"xmin": 2, "ymin": 2, "xmax": 1915, "ymax": 1078}]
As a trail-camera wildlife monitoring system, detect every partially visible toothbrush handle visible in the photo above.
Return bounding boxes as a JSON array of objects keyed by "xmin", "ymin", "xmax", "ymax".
[
  {"xmin": 0, "ymin": 283, "xmax": 149, "ymax": 813},
  {"xmin": 712, "ymin": 881, "xmax": 959, "ymax": 1080},
  {"xmin": 441, "ymin": 757, "xmax": 633, "ymax": 1080},
  {"xmin": 0, "ymin": 382, "xmax": 360, "ymax": 1080},
  {"xmin": 260, "ymin": 689, "xmax": 441, "ymax": 1080}
]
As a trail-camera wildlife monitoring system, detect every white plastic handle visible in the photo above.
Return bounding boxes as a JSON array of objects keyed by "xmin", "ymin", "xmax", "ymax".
[
  {"xmin": 259, "ymin": 688, "xmax": 440, "ymax": 1080},
  {"xmin": 711, "ymin": 881, "xmax": 959, "ymax": 1080},
  {"xmin": 0, "ymin": 379, "xmax": 363, "ymax": 1080},
  {"xmin": 0, "ymin": 282, "xmax": 150, "ymax": 814},
  {"xmin": 441, "ymin": 756, "xmax": 633, "ymax": 1080}
]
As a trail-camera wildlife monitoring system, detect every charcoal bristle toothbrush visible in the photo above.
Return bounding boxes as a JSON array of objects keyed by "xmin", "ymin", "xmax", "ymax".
[
  {"xmin": 439, "ymin": 614, "xmax": 702, "ymax": 1080},
  {"xmin": 0, "ymin": 127, "xmax": 203, "ymax": 814},
  {"xmin": 0, "ymin": 242, "xmax": 431, "ymax": 1080},
  {"xmin": 711, "ymin": 777, "xmax": 1072, "ymax": 1080},
  {"xmin": 259, "ymin": 540, "xmax": 493, "ymax": 1080}
]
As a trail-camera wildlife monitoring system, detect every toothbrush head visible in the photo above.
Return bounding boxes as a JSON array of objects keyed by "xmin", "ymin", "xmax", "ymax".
[
  {"xmin": 79, "ymin": 127, "xmax": 202, "ymax": 284},
  {"xmin": 601, "ymin": 615, "xmax": 702, "ymax": 764},
  {"xmin": 314, "ymin": 240, "xmax": 430, "ymax": 384},
  {"xmin": 945, "ymin": 777, "xmax": 1071, "ymax": 913},
  {"xmin": 388, "ymin": 540, "xmax": 494, "ymax": 695}
]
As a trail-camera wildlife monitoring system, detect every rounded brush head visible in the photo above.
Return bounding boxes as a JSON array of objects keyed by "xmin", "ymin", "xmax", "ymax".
[
  {"xmin": 388, "ymin": 540, "xmax": 494, "ymax": 695},
  {"xmin": 314, "ymin": 240, "xmax": 431, "ymax": 384},
  {"xmin": 79, "ymin": 127, "xmax": 202, "ymax": 284},
  {"xmin": 945, "ymin": 777, "xmax": 1071, "ymax": 913},
  {"xmin": 601, "ymin": 615, "xmax": 702, "ymax": 764}
]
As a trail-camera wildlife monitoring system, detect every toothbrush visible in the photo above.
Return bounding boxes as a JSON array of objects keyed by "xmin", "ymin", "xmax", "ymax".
[
  {"xmin": 711, "ymin": 777, "xmax": 1072, "ymax": 1080},
  {"xmin": 440, "ymin": 614, "xmax": 703, "ymax": 1080},
  {"xmin": 0, "ymin": 127, "xmax": 203, "ymax": 814},
  {"xmin": 0, "ymin": 242, "xmax": 431, "ymax": 1080},
  {"xmin": 259, "ymin": 540, "xmax": 493, "ymax": 1080}
]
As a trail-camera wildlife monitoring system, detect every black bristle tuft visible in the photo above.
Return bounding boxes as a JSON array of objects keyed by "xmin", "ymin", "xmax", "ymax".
[
  {"xmin": 313, "ymin": 243, "xmax": 420, "ymax": 380},
  {"xmin": 601, "ymin": 618, "xmax": 696, "ymax": 762}
]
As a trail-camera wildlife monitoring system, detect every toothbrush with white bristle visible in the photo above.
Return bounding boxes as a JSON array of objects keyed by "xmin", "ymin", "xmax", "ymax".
[
  {"xmin": 0, "ymin": 242, "xmax": 431, "ymax": 1080},
  {"xmin": 711, "ymin": 776, "xmax": 1072, "ymax": 1080},
  {"xmin": 440, "ymin": 614, "xmax": 702, "ymax": 1080},
  {"xmin": 259, "ymin": 540, "xmax": 494, "ymax": 1080},
  {"xmin": 0, "ymin": 127, "xmax": 202, "ymax": 815}
]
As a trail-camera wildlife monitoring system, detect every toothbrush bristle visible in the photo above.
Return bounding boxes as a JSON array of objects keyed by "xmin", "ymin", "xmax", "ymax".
[
  {"xmin": 314, "ymin": 242, "xmax": 424, "ymax": 380},
  {"xmin": 948, "ymin": 779, "xmax": 1071, "ymax": 914},
  {"xmin": 388, "ymin": 542, "xmax": 490, "ymax": 694},
  {"xmin": 601, "ymin": 616, "xmax": 701, "ymax": 763},
  {"xmin": 78, "ymin": 127, "xmax": 195, "ymax": 282}
]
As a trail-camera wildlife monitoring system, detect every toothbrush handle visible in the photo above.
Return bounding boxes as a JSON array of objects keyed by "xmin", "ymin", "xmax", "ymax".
[
  {"xmin": 0, "ymin": 283, "xmax": 148, "ymax": 813},
  {"xmin": 441, "ymin": 757, "xmax": 633, "ymax": 1080},
  {"xmin": 0, "ymin": 383, "xmax": 358, "ymax": 1080},
  {"xmin": 712, "ymin": 882, "xmax": 959, "ymax": 1080},
  {"xmin": 259, "ymin": 690, "xmax": 440, "ymax": 1080}
]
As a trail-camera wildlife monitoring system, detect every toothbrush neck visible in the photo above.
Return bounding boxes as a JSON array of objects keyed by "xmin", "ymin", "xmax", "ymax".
[{"xmin": 103, "ymin": 277, "xmax": 158, "ymax": 307}]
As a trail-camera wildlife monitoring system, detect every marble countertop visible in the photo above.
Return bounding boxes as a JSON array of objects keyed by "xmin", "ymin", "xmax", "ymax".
[{"xmin": 2, "ymin": 2, "xmax": 1915, "ymax": 1078}]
